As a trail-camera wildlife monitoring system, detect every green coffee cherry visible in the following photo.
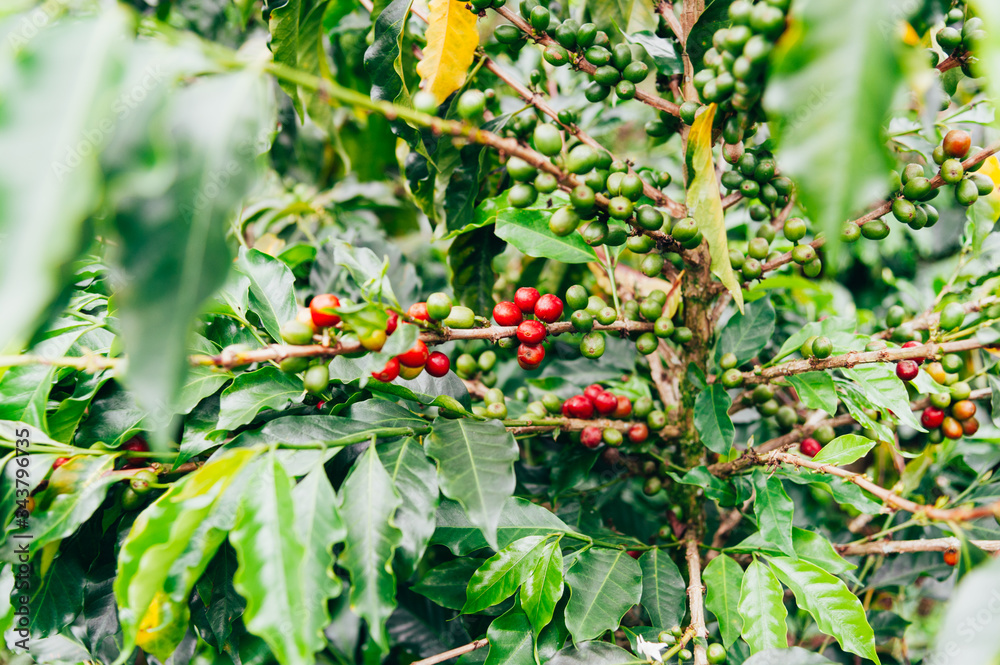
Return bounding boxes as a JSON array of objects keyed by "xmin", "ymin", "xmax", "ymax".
[
  {"xmin": 478, "ymin": 350, "xmax": 497, "ymax": 372},
  {"xmin": 443, "ymin": 306, "xmax": 475, "ymax": 328},
  {"xmin": 940, "ymin": 301, "xmax": 965, "ymax": 331},
  {"xmin": 596, "ymin": 306, "xmax": 618, "ymax": 325},
  {"xmin": 582, "ymin": 220, "xmax": 609, "ymax": 246},
  {"xmin": 861, "ymin": 219, "xmax": 890, "ymax": 240},
  {"xmin": 721, "ymin": 368, "xmax": 744, "ymax": 388},
  {"xmin": 549, "ymin": 207, "xmax": 581, "ymax": 237},
  {"xmin": 570, "ymin": 185, "xmax": 596, "ymax": 214},
  {"xmin": 654, "ymin": 316, "xmax": 675, "ymax": 339},
  {"xmin": 783, "ymin": 217, "xmax": 807, "ymax": 242},
  {"xmin": 672, "ymin": 327, "xmax": 693, "ymax": 344},
  {"xmin": 640, "ymin": 253, "xmax": 665, "ymax": 277},
  {"xmin": 533, "ymin": 123, "xmax": 563, "ymax": 156},
  {"xmin": 580, "ymin": 331, "xmax": 606, "ymax": 358},
  {"xmin": 426, "ymin": 292, "xmax": 453, "ymax": 320},
  {"xmin": 812, "ymin": 336, "xmax": 833, "ymax": 359},
  {"xmin": 456, "ymin": 353, "xmax": 478, "ymax": 376},
  {"xmin": 534, "ymin": 172, "xmax": 559, "ymax": 194},
  {"xmin": 304, "ymin": 363, "xmax": 330, "ymax": 394},
  {"xmin": 566, "ymin": 145, "xmax": 598, "ymax": 174},
  {"xmin": 280, "ymin": 356, "xmax": 310, "ymax": 374},
  {"xmin": 956, "ymin": 177, "xmax": 980, "ymax": 206},
  {"xmin": 281, "ymin": 320, "xmax": 314, "ymax": 345},
  {"xmin": 506, "ymin": 156, "xmax": 537, "ymax": 181},
  {"xmin": 636, "ymin": 332, "xmax": 658, "ymax": 355},
  {"xmin": 720, "ymin": 352, "xmax": 738, "ymax": 370},
  {"xmin": 508, "ymin": 183, "xmax": 538, "ymax": 208},
  {"xmin": 627, "ymin": 234, "xmax": 656, "ymax": 254},
  {"xmin": 791, "ymin": 243, "xmax": 816, "ymax": 264},
  {"xmin": 841, "ymin": 222, "xmax": 861, "ymax": 243}
]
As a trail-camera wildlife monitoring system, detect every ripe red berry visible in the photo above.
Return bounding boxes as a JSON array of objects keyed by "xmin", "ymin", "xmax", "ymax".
[
  {"xmin": 386, "ymin": 310, "xmax": 399, "ymax": 335},
  {"xmin": 952, "ymin": 399, "xmax": 977, "ymax": 421},
  {"xmin": 517, "ymin": 319, "xmax": 547, "ymax": 344},
  {"xmin": 594, "ymin": 391, "xmax": 618, "ymax": 415},
  {"xmin": 310, "ymin": 293, "xmax": 342, "ymax": 327},
  {"xmin": 534, "ymin": 294, "xmax": 564, "ymax": 323},
  {"xmin": 627, "ymin": 550, "xmax": 641, "ymax": 559},
  {"xmin": 567, "ymin": 395, "xmax": 595, "ymax": 419},
  {"xmin": 800, "ymin": 437, "xmax": 822, "ymax": 457},
  {"xmin": 372, "ymin": 357, "xmax": 400, "ymax": 382},
  {"xmin": 581, "ymin": 426, "xmax": 603, "ymax": 448},
  {"xmin": 963, "ymin": 416, "xmax": 980, "ymax": 436},
  {"xmin": 517, "ymin": 342, "xmax": 545, "ymax": 369},
  {"xmin": 613, "ymin": 395, "xmax": 632, "ymax": 419},
  {"xmin": 943, "ymin": 549, "xmax": 959, "ymax": 566},
  {"xmin": 628, "ymin": 423, "xmax": 649, "ymax": 443},
  {"xmin": 407, "ymin": 302, "xmax": 430, "ymax": 321},
  {"xmin": 53, "ymin": 457, "xmax": 70, "ymax": 469},
  {"xmin": 895, "ymin": 359, "xmax": 919, "ymax": 381},
  {"xmin": 123, "ymin": 437, "xmax": 149, "ymax": 453},
  {"xmin": 942, "ymin": 129, "xmax": 971, "ymax": 159},
  {"xmin": 515, "ymin": 286, "xmax": 541, "ymax": 313},
  {"xmin": 493, "ymin": 301, "xmax": 523, "ymax": 326},
  {"xmin": 942, "ymin": 416, "xmax": 963, "ymax": 439},
  {"xmin": 901, "ymin": 340, "xmax": 925, "ymax": 365},
  {"xmin": 561, "ymin": 400, "xmax": 572, "ymax": 417},
  {"xmin": 921, "ymin": 406, "xmax": 945, "ymax": 429},
  {"xmin": 398, "ymin": 340, "xmax": 430, "ymax": 368},
  {"xmin": 584, "ymin": 384, "xmax": 605, "ymax": 403},
  {"xmin": 425, "ymin": 351, "xmax": 450, "ymax": 377}
]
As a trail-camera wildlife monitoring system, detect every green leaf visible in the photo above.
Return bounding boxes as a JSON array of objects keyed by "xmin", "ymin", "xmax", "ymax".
[
  {"xmin": 107, "ymin": 70, "xmax": 274, "ymax": 423},
  {"xmin": 115, "ymin": 449, "xmax": 258, "ymax": 659},
  {"xmin": 930, "ymin": 555, "xmax": 1000, "ymax": 664},
  {"xmin": 743, "ymin": 647, "xmax": 836, "ymax": 665},
  {"xmin": 364, "ymin": 0, "xmax": 420, "ymax": 145},
  {"xmin": 717, "ymin": 297, "xmax": 775, "ymax": 365},
  {"xmin": 843, "ymin": 364, "xmax": 923, "ymax": 432},
  {"xmin": 231, "ymin": 455, "xmax": 325, "ymax": 665},
  {"xmin": 564, "ymin": 548, "xmax": 642, "ymax": 643},
  {"xmin": 268, "ymin": 0, "xmax": 333, "ymax": 124},
  {"xmin": 463, "ymin": 535, "xmax": 551, "ymax": 614},
  {"xmin": 0, "ymin": 9, "xmax": 128, "ymax": 351},
  {"xmin": 448, "ymin": 226, "xmax": 505, "ymax": 317},
  {"xmin": 425, "ymin": 418, "xmax": 520, "ymax": 550},
  {"xmin": 694, "ymin": 384, "xmax": 734, "ymax": 455},
  {"xmin": 432, "ymin": 496, "xmax": 577, "ymax": 555},
  {"xmin": 217, "ymin": 366, "xmax": 304, "ymax": 431},
  {"xmin": 671, "ymin": 466, "xmax": 738, "ymax": 506},
  {"xmin": 381, "ymin": 437, "xmax": 439, "ymax": 576},
  {"xmin": 810, "ymin": 434, "xmax": 875, "ymax": 467},
  {"xmin": 547, "ymin": 641, "xmax": 646, "ymax": 665},
  {"xmin": 484, "ymin": 604, "xmax": 536, "ymax": 665},
  {"xmin": 685, "ymin": 0, "xmax": 734, "ymax": 70},
  {"xmin": 412, "ymin": 558, "xmax": 483, "ymax": 610},
  {"xmin": 765, "ymin": 0, "xmax": 903, "ymax": 265},
  {"xmin": 786, "ymin": 372, "xmax": 838, "ymax": 416},
  {"xmin": 28, "ymin": 554, "xmax": 86, "ymax": 638},
  {"xmin": 732, "ymin": 529, "xmax": 855, "ymax": 576},
  {"xmin": 988, "ymin": 375, "xmax": 1000, "ymax": 428},
  {"xmin": 624, "ymin": 31, "xmax": 682, "ymax": 76},
  {"xmin": 495, "ymin": 207, "xmax": 598, "ymax": 264},
  {"xmin": 521, "ymin": 538, "xmax": 564, "ymax": 634},
  {"xmin": 704, "ymin": 553, "xmax": 744, "ymax": 648},
  {"xmin": 292, "ymin": 466, "xmax": 346, "ymax": 607},
  {"xmin": 767, "ymin": 556, "xmax": 879, "ymax": 663},
  {"xmin": 774, "ymin": 316, "xmax": 855, "ymax": 363},
  {"xmin": 237, "ymin": 247, "xmax": 298, "ymax": 343},
  {"xmin": 686, "ymin": 103, "xmax": 743, "ymax": 313},
  {"xmin": 738, "ymin": 559, "xmax": 788, "ymax": 655},
  {"xmin": 337, "ymin": 444, "xmax": 403, "ymax": 651},
  {"xmin": 778, "ymin": 468, "xmax": 883, "ymax": 515},
  {"xmin": 638, "ymin": 548, "xmax": 686, "ymax": 630},
  {"xmin": 752, "ymin": 471, "xmax": 795, "ymax": 557}
]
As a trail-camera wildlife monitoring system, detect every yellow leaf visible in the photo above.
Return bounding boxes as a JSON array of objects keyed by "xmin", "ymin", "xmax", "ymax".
[
  {"xmin": 977, "ymin": 154, "xmax": 1000, "ymax": 218},
  {"xmin": 416, "ymin": 0, "xmax": 479, "ymax": 105},
  {"xmin": 685, "ymin": 104, "xmax": 744, "ymax": 313},
  {"xmin": 900, "ymin": 21, "xmax": 919, "ymax": 46}
]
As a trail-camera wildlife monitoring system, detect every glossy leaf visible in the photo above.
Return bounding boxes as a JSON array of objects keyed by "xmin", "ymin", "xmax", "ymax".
[
  {"xmin": 448, "ymin": 226, "xmax": 506, "ymax": 317},
  {"xmin": 115, "ymin": 449, "xmax": 258, "ymax": 659},
  {"xmin": 638, "ymin": 548, "xmax": 685, "ymax": 630},
  {"xmin": 732, "ymin": 529, "xmax": 855, "ymax": 576},
  {"xmin": 768, "ymin": 556, "xmax": 879, "ymax": 663},
  {"xmin": 687, "ymin": 103, "xmax": 743, "ymax": 312},
  {"xmin": 844, "ymin": 365, "xmax": 923, "ymax": 432},
  {"xmin": 694, "ymin": 384, "xmax": 734, "ymax": 455},
  {"xmin": 716, "ymin": 297, "xmax": 775, "ymax": 365},
  {"xmin": 268, "ymin": 0, "xmax": 333, "ymax": 123},
  {"xmin": 495, "ymin": 207, "xmax": 598, "ymax": 264},
  {"xmin": 743, "ymin": 648, "xmax": 836, "ymax": 665},
  {"xmin": 425, "ymin": 418, "xmax": 519, "ymax": 550},
  {"xmin": 217, "ymin": 366, "xmax": 304, "ymax": 431},
  {"xmin": 704, "ymin": 553, "xmax": 744, "ymax": 648},
  {"xmin": 774, "ymin": 316, "xmax": 855, "ymax": 363},
  {"xmin": 411, "ymin": 558, "xmax": 483, "ymax": 610},
  {"xmin": 521, "ymin": 537, "xmax": 564, "ymax": 634},
  {"xmin": 752, "ymin": 471, "xmax": 795, "ymax": 557},
  {"xmin": 292, "ymin": 466, "xmax": 346, "ymax": 607},
  {"xmin": 416, "ymin": 0, "xmax": 479, "ymax": 105},
  {"xmin": 432, "ymin": 496, "xmax": 576, "ymax": 555},
  {"xmin": 231, "ymin": 455, "xmax": 325, "ymax": 665},
  {"xmin": 810, "ymin": 434, "xmax": 875, "ymax": 467},
  {"xmin": 381, "ymin": 437, "xmax": 439, "ymax": 576},
  {"xmin": 364, "ymin": 0, "xmax": 420, "ymax": 144},
  {"xmin": 484, "ymin": 604, "xmax": 535, "ymax": 665},
  {"xmin": 765, "ymin": 0, "xmax": 902, "ymax": 264},
  {"xmin": 237, "ymin": 247, "xmax": 298, "ymax": 343},
  {"xmin": 564, "ymin": 548, "xmax": 642, "ymax": 643},
  {"xmin": 547, "ymin": 641, "xmax": 645, "ymax": 665},
  {"xmin": 738, "ymin": 559, "xmax": 788, "ymax": 655},
  {"xmin": 463, "ymin": 535, "xmax": 550, "ymax": 614},
  {"xmin": 337, "ymin": 443, "xmax": 403, "ymax": 651},
  {"xmin": 786, "ymin": 372, "xmax": 838, "ymax": 416}
]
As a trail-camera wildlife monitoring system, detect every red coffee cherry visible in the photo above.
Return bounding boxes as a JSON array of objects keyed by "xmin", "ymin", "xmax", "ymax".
[
  {"xmin": 398, "ymin": 340, "xmax": 430, "ymax": 368},
  {"xmin": 594, "ymin": 391, "xmax": 618, "ymax": 415},
  {"xmin": 493, "ymin": 301, "xmax": 523, "ymax": 326},
  {"xmin": 425, "ymin": 351, "xmax": 451, "ymax": 377},
  {"xmin": 517, "ymin": 342, "xmax": 545, "ymax": 369},
  {"xmin": 581, "ymin": 426, "xmax": 603, "ymax": 448},
  {"xmin": 534, "ymin": 294, "xmax": 564, "ymax": 323},
  {"xmin": 921, "ymin": 406, "xmax": 945, "ymax": 429},
  {"xmin": 942, "ymin": 129, "xmax": 971, "ymax": 159},
  {"xmin": 963, "ymin": 416, "xmax": 980, "ymax": 436},
  {"xmin": 566, "ymin": 395, "xmax": 595, "ymax": 419},
  {"xmin": 372, "ymin": 357, "xmax": 400, "ymax": 382},
  {"xmin": 517, "ymin": 319, "xmax": 547, "ymax": 344},
  {"xmin": 584, "ymin": 383, "xmax": 605, "ymax": 403},
  {"xmin": 386, "ymin": 310, "xmax": 399, "ymax": 335},
  {"xmin": 514, "ymin": 286, "xmax": 541, "ymax": 313},
  {"xmin": 613, "ymin": 395, "xmax": 632, "ymax": 419},
  {"xmin": 901, "ymin": 340, "xmax": 925, "ymax": 365},
  {"xmin": 123, "ymin": 437, "xmax": 149, "ymax": 453},
  {"xmin": 53, "ymin": 457, "xmax": 70, "ymax": 469},
  {"xmin": 943, "ymin": 549, "xmax": 959, "ymax": 566},
  {"xmin": 942, "ymin": 416, "xmax": 963, "ymax": 439},
  {"xmin": 628, "ymin": 423, "xmax": 649, "ymax": 443},
  {"xmin": 407, "ymin": 302, "xmax": 430, "ymax": 321},
  {"xmin": 627, "ymin": 550, "xmax": 641, "ymax": 559},
  {"xmin": 952, "ymin": 399, "xmax": 977, "ymax": 421},
  {"xmin": 310, "ymin": 293, "xmax": 342, "ymax": 327},
  {"xmin": 800, "ymin": 437, "xmax": 822, "ymax": 457},
  {"xmin": 895, "ymin": 359, "xmax": 919, "ymax": 381}
]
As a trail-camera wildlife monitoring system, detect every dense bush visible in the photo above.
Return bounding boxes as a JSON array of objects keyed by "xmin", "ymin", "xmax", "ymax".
[{"xmin": 2, "ymin": 0, "xmax": 1000, "ymax": 664}]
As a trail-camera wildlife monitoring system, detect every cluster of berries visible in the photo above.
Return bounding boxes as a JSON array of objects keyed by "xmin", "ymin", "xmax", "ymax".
[{"xmin": 492, "ymin": 286, "xmax": 564, "ymax": 370}]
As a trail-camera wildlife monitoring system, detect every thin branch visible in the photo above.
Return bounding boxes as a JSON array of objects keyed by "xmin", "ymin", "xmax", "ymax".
[
  {"xmin": 836, "ymin": 537, "xmax": 1000, "ymax": 557},
  {"xmin": 706, "ymin": 499, "xmax": 751, "ymax": 562},
  {"xmin": 685, "ymin": 539, "xmax": 709, "ymax": 665},
  {"xmin": 411, "ymin": 638, "xmax": 489, "ymax": 665},
  {"xmin": 875, "ymin": 294, "xmax": 1000, "ymax": 340}
]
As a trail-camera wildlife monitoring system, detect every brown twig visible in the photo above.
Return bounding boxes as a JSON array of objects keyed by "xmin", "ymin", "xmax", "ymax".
[
  {"xmin": 836, "ymin": 537, "xmax": 1000, "ymax": 557},
  {"xmin": 875, "ymin": 295, "xmax": 1000, "ymax": 340},
  {"xmin": 685, "ymin": 538, "xmax": 709, "ymax": 665},
  {"xmin": 411, "ymin": 638, "xmax": 489, "ymax": 665}
]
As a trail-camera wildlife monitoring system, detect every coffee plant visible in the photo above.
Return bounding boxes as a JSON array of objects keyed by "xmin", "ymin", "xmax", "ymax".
[{"xmin": 5, "ymin": 0, "xmax": 1000, "ymax": 663}]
